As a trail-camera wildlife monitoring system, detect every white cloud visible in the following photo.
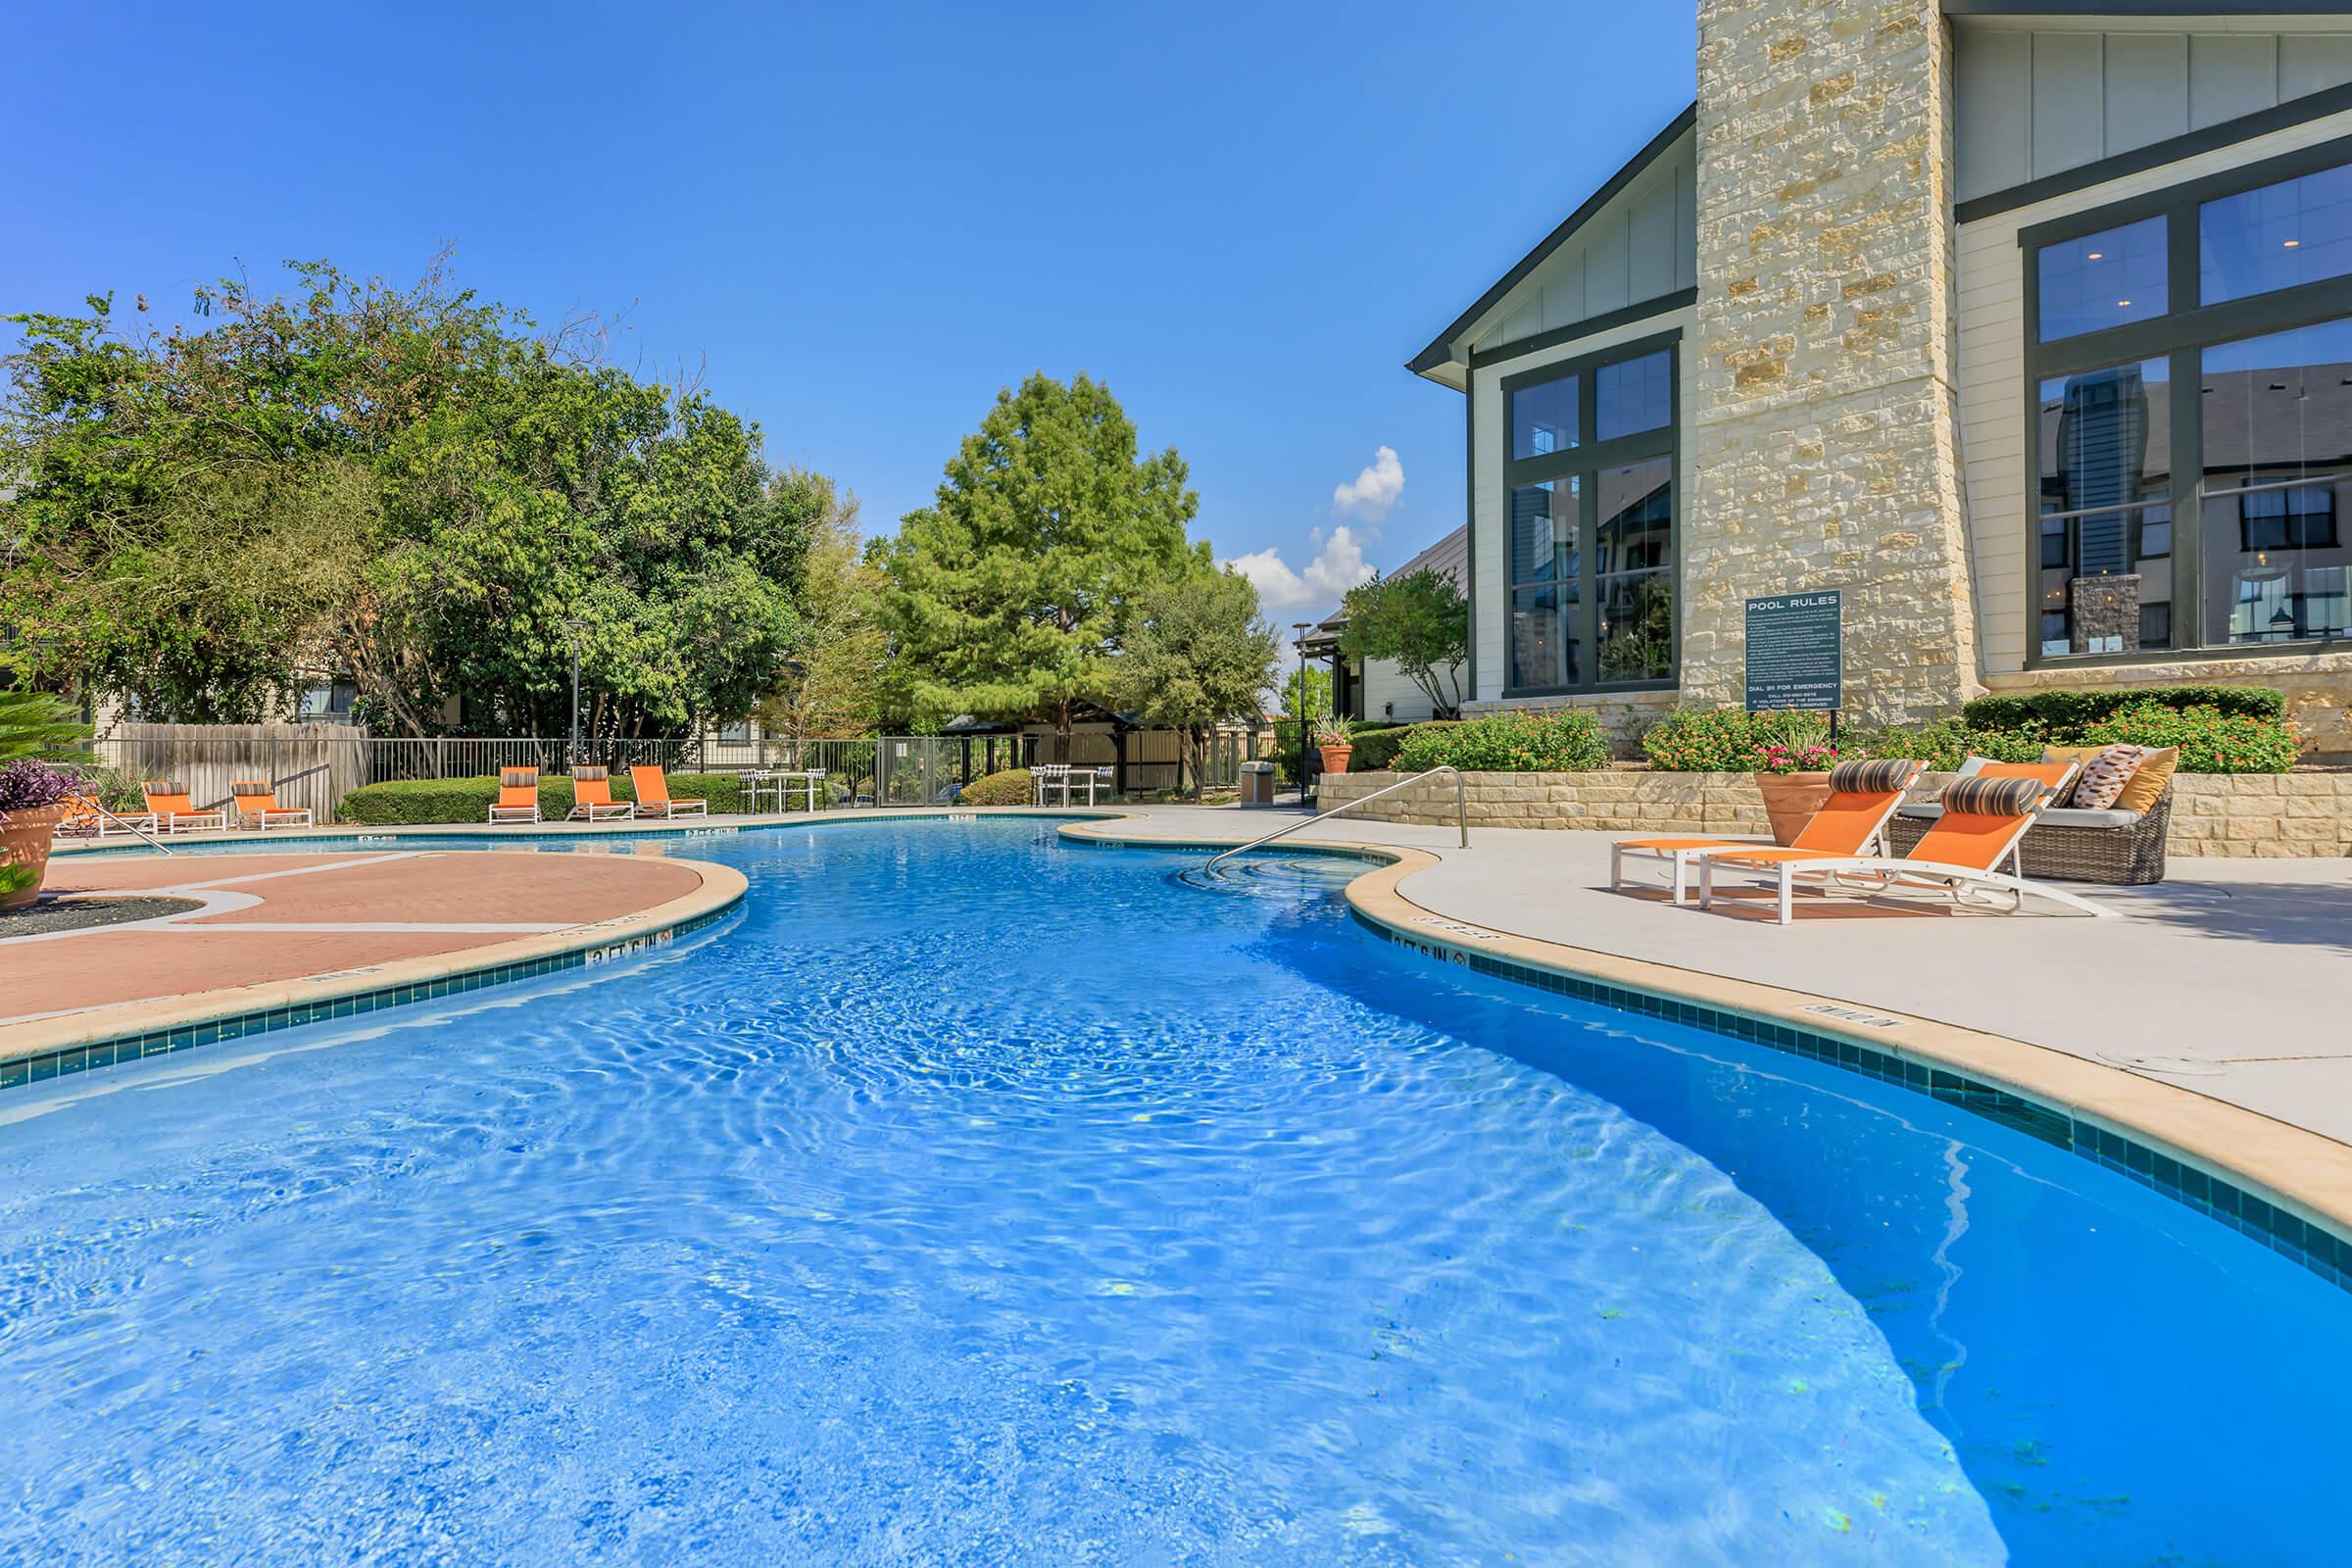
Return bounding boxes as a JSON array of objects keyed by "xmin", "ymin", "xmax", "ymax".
[
  {"xmin": 1221, "ymin": 525, "xmax": 1376, "ymax": 614},
  {"xmin": 1331, "ymin": 445, "xmax": 1404, "ymax": 519}
]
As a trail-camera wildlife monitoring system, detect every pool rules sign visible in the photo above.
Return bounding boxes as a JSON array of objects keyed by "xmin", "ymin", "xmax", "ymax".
[{"xmin": 1743, "ymin": 591, "xmax": 1842, "ymax": 714}]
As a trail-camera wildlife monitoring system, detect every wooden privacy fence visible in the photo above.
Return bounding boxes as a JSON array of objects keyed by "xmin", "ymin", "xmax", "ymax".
[{"xmin": 93, "ymin": 723, "xmax": 372, "ymax": 824}]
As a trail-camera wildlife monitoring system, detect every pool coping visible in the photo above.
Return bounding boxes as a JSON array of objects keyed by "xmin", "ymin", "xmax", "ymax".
[
  {"xmin": 0, "ymin": 855, "xmax": 751, "ymax": 1087},
  {"xmin": 1057, "ymin": 815, "xmax": 2352, "ymax": 1294}
]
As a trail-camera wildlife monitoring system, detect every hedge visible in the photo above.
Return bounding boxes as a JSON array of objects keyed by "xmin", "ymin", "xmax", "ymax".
[
  {"xmin": 956, "ymin": 768, "xmax": 1033, "ymax": 807},
  {"xmin": 1640, "ymin": 708, "xmax": 1832, "ymax": 771},
  {"xmin": 1349, "ymin": 721, "xmax": 1442, "ymax": 771},
  {"xmin": 2082, "ymin": 702, "xmax": 2303, "ymax": 774},
  {"xmin": 337, "ymin": 771, "xmax": 760, "ymax": 825},
  {"xmin": 1959, "ymin": 684, "xmax": 2283, "ymax": 734},
  {"xmin": 1394, "ymin": 710, "xmax": 1610, "ymax": 772}
]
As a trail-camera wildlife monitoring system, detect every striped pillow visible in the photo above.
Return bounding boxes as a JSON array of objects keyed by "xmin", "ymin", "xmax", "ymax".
[
  {"xmin": 500, "ymin": 768, "xmax": 537, "ymax": 789},
  {"xmin": 1827, "ymin": 759, "xmax": 1917, "ymax": 794},
  {"xmin": 571, "ymin": 765, "xmax": 609, "ymax": 782},
  {"xmin": 1941, "ymin": 775, "xmax": 2047, "ymax": 818},
  {"xmin": 230, "ymin": 779, "xmax": 270, "ymax": 796},
  {"xmin": 147, "ymin": 779, "xmax": 186, "ymax": 796}
]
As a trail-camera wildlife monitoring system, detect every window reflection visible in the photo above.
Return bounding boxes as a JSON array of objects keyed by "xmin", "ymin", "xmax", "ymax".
[
  {"xmin": 1508, "ymin": 478, "xmax": 1582, "ymax": 689},
  {"xmin": 1595, "ymin": 459, "xmax": 1673, "ymax": 681},
  {"xmin": 1595, "ymin": 351, "xmax": 1672, "ymax": 442},
  {"xmin": 2201, "ymin": 318, "xmax": 2352, "ymax": 646},
  {"xmin": 2038, "ymin": 216, "xmax": 2167, "ymax": 341},
  {"xmin": 2201, "ymin": 161, "xmax": 2352, "ymax": 306},
  {"xmin": 2036, "ymin": 359, "xmax": 2172, "ymax": 656},
  {"xmin": 1510, "ymin": 373, "xmax": 1579, "ymax": 461}
]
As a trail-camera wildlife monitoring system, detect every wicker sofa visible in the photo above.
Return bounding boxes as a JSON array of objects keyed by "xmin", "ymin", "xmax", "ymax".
[{"xmin": 1888, "ymin": 773, "xmax": 2173, "ymax": 886}]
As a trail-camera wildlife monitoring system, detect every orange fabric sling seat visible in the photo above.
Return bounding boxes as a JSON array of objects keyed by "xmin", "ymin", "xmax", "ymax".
[
  {"xmin": 488, "ymin": 767, "xmax": 542, "ymax": 824},
  {"xmin": 1610, "ymin": 759, "xmax": 1923, "ymax": 906},
  {"xmin": 627, "ymin": 765, "xmax": 707, "ymax": 818},
  {"xmin": 567, "ymin": 766, "xmax": 635, "ymax": 822},
  {"xmin": 141, "ymin": 780, "xmax": 227, "ymax": 835},
  {"xmin": 230, "ymin": 779, "xmax": 313, "ymax": 830}
]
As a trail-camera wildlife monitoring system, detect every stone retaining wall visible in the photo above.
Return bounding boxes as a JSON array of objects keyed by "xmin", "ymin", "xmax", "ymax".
[{"xmin": 1316, "ymin": 769, "xmax": 2352, "ymax": 858}]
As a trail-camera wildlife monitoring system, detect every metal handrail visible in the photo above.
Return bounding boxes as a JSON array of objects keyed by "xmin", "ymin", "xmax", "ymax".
[
  {"xmin": 68, "ymin": 800, "xmax": 174, "ymax": 857},
  {"xmin": 1206, "ymin": 765, "xmax": 1467, "ymax": 870}
]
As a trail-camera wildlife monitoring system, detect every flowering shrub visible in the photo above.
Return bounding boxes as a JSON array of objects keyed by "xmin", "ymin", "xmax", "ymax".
[
  {"xmin": 0, "ymin": 759, "xmax": 76, "ymax": 817},
  {"xmin": 1843, "ymin": 719, "xmax": 2049, "ymax": 772},
  {"xmin": 2081, "ymin": 702, "xmax": 2301, "ymax": 774},
  {"xmin": 1752, "ymin": 741, "xmax": 1840, "ymax": 775},
  {"xmin": 1393, "ymin": 710, "xmax": 1611, "ymax": 772},
  {"xmin": 1640, "ymin": 708, "xmax": 1832, "ymax": 771}
]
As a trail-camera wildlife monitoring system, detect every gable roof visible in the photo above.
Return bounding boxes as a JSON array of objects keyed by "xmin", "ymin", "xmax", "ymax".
[{"xmin": 1406, "ymin": 103, "xmax": 1697, "ymax": 381}]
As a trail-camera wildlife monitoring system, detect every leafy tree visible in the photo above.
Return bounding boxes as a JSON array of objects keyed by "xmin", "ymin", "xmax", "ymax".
[
  {"xmin": 1111, "ymin": 567, "xmax": 1278, "ymax": 801},
  {"xmin": 1336, "ymin": 566, "xmax": 1469, "ymax": 718},
  {"xmin": 754, "ymin": 471, "xmax": 891, "ymax": 743},
  {"xmin": 1277, "ymin": 663, "xmax": 1331, "ymax": 722},
  {"xmin": 1, "ymin": 258, "xmax": 816, "ymax": 737},
  {"xmin": 880, "ymin": 372, "xmax": 1203, "ymax": 757}
]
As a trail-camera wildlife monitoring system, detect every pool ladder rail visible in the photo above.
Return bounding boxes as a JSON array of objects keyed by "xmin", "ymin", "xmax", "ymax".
[{"xmin": 1204, "ymin": 765, "xmax": 1467, "ymax": 871}]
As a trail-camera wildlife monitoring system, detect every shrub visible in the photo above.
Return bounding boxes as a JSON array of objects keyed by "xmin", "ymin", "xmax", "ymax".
[
  {"xmin": 956, "ymin": 768, "xmax": 1033, "ymax": 807},
  {"xmin": 337, "ymin": 770, "xmax": 751, "ymax": 825},
  {"xmin": 1640, "ymin": 708, "xmax": 1832, "ymax": 771},
  {"xmin": 1393, "ymin": 710, "xmax": 1610, "ymax": 773},
  {"xmin": 1350, "ymin": 722, "xmax": 1440, "ymax": 771},
  {"xmin": 2081, "ymin": 702, "xmax": 2301, "ymax": 774},
  {"xmin": 1845, "ymin": 718, "xmax": 2048, "ymax": 772},
  {"xmin": 1960, "ymin": 684, "xmax": 2283, "ymax": 735}
]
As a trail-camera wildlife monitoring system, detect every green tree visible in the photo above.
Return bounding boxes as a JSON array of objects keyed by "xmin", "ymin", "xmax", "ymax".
[
  {"xmin": 1111, "ymin": 567, "xmax": 1278, "ymax": 801},
  {"xmin": 754, "ymin": 471, "xmax": 890, "ymax": 743},
  {"xmin": 1336, "ymin": 566, "xmax": 1469, "ymax": 718},
  {"xmin": 880, "ymin": 372, "xmax": 1203, "ymax": 757},
  {"xmin": 1278, "ymin": 663, "xmax": 1331, "ymax": 722},
  {"xmin": 1, "ymin": 258, "xmax": 818, "ymax": 737}
]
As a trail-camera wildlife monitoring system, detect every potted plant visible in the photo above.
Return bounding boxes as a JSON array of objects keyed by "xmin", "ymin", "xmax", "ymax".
[
  {"xmin": 1751, "ymin": 740, "xmax": 1838, "ymax": 846},
  {"xmin": 1316, "ymin": 718, "xmax": 1358, "ymax": 776},
  {"xmin": 0, "ymin": 760, "xmax": 78, "ymax": 913}
]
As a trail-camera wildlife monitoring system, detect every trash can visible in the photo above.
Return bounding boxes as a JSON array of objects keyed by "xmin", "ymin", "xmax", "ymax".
[{"xmin": 1238, "ymin": 760, "xmax": 1276, "ymax": 808}]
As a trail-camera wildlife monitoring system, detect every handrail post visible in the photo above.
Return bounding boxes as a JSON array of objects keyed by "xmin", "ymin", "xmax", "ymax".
[{"xmin": 1205, "ymin": 764, "xmax": 1468, "ymax": 871}]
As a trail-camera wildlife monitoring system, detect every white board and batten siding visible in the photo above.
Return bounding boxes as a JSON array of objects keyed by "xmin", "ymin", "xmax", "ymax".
[
  {"xmin": 1955, "ymin": 105, "xmax": 2352, "ymax": 676},
  {"xmin": 1470, "ymin": 130, "xmax": 1695, "ymax": 355},
  {"xmin": 1955, "ymin": 20, "xmax": 2352, "ymax": 205},
  {"xmin": 1470, "ymin": 305, "xmax": 1698, "ymax": 704}
]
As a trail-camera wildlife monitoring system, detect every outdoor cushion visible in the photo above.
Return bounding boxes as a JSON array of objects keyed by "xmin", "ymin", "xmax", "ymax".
[
  {"xmin": 500, "ymin": 768, "xmax": 536, "ymax": 788},
  {"xmin": 572, "ymin": 765, "xmax": 609, "ymax": 782},
  {"xmin": 2059, "ymin": 744, "xmax": 2148, "ymax": 809},
  {"xmin": 1827, "ymin": 758, "xmax": 1917, "ymax": 794},
  {"xmin": 1940, "ymin": 774, "xmax": 2047, "ymax": 817},
  {"xmin": 1898, "ymin": 804, "xmax": 2142, "ymax": 828},
  {"xmin": 2114, "ymin": 746, "xmax": 2179, "ymax": 814}
]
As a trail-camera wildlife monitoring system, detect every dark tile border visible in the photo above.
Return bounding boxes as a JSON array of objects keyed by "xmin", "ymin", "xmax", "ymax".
[
  {"xmin": 0, "ymin": 903, "xmax": 740, "ymax": 1096},
  {"xmin": 1350, "ymin": 907, "xmax": 2352, "ymax": 1296}
]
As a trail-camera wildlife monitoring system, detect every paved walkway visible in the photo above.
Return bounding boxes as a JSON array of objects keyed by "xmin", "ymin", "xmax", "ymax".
[
  {"xmin": 4, "ymin": 851, "xmax": 705, "ymax": 1026},
  {"xmin": 1109, "ymin": 806, "xmax": 2352, "ymax": 1147}
]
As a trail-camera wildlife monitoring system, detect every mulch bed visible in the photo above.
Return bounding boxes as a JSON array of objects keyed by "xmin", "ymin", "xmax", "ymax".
[{"xmin": 0, "ymin": 897, "xmax": 198, "ymax": 939}]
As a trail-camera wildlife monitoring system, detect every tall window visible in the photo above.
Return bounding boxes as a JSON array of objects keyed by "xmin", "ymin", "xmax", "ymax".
[
  {"xmin": 2025, "ymin": 138, "xmax": 2352, "ymax": 662},
  {"xmin": 1500, "ymin": 335, "xmax": 1677, "ymax": 694}
]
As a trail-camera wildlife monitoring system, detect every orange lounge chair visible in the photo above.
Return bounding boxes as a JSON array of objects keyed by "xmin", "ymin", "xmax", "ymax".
[
  {"xmin": 55, "ymin": 793, "xmax": 158, "ymax": 840},
  {"xmin": 628, "ymin": 764, "xmax": 707, "ymax": 818},
  {"xmin": 488, "ymin": 766, "xmax": 542, "ymax": 824},
  {"xmin": 567, "ymin": 766, "xmax": 635, "ymax": 822},
  {"xmin": 1610, "ymin": 759, "xmax": 1926, "ymax": 905},
  {"xmin": 1695, "ymin": 763, "xmax": 2110, "ymax": 924},
  {"xmin": 141, "ymin": 780, "xmax": 227, "ymax": 835},
  {"xmin": 230, "ymin": 779, "xmax": 313, "ymax": 831}
]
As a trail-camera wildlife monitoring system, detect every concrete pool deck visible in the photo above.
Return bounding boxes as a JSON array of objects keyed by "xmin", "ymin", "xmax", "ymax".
[{"xmin": 1093, "ymin": 806, "xmax": 2352, "ymax": 1145}]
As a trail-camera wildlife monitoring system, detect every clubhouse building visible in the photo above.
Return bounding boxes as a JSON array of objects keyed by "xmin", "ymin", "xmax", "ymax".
[{"xmin": 1408, "ymin": 0, "xmax": 2352, "ymax": 755}]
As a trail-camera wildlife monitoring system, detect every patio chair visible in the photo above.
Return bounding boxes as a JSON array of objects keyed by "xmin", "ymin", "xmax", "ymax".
[
  {"xmin": 567, "ymin": 766, "xmax": 635, "ymax": 822},
  {"xmin": 229, "ymin": 779, "xmax": 314, "ymax": 831},
  {"xmin": 488, "ymin": 767, "xmax": 543, "ymax": 824},
  {"xmin": 1610, "ymin": 759, "xmax": 1925, "ymax": 906},
  {"xmin": 628, "ymin": 764, "xmax": 708, "ymax": 818},
  {"xmin": 55, "ymin": 794, "xmax": 158, "ymax": 840},
  {"xmin": 1695, "ymin": 765, "xmax": 2110, "ymax": 924},
  {"xmin": 142, "ymin": 780, "xmax": 228, "ymax": 835}
]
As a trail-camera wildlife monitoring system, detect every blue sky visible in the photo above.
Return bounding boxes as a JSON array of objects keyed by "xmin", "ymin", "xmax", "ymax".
[{"xmin": 7, "ymin": 2, "xmax": 1693, "ymax": 618}]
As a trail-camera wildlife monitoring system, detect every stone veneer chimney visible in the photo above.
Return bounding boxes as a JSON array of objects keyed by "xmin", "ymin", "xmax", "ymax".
[{"xmin": 1684, "ymin": 0, "xmax": 1981, "ymax": 725}]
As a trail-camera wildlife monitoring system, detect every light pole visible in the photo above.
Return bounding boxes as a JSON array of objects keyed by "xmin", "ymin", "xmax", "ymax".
[
  {"xmin": 561, "ymin": 618, "xmax": 584, "ymax": 766},
  {"xmin": 1290, "ymin": 621, "xmax": 1313, "ymax": 807}
]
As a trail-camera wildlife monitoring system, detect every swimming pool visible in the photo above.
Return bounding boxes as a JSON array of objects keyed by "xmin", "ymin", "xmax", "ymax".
[{"xmin": 2, "ymin": 818, "xmax": 2344, "ymax": 1564}]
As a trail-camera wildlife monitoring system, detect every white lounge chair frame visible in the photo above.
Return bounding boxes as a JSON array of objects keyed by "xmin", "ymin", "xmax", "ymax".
[{"xmin": 1608, "ymin": 761, "xmax": 1924, "ymax": 906}]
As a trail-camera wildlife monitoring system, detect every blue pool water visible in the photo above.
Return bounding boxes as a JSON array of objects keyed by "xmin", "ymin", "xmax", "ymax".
[{"xmin": 3, "ymin": 820, "xmax": 2347, "ymax": 1564}]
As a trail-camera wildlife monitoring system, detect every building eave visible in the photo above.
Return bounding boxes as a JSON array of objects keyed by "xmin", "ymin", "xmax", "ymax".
[{"xmin": 1404, "ymin": 102, "xmax": 1697, "ymax": 382}]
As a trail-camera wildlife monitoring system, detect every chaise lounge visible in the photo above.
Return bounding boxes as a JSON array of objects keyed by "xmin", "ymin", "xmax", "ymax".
[{"xmin": 1611, "ymin": 759, "xmax": 1926, "ymax": 905}]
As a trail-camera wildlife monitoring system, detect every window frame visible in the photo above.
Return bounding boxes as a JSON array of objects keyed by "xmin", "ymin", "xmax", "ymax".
[
  {"xmin": 1496, "ymin": 328, "xmax": 1681, "ymax": 698},
  {"xmin": 2020, "ymin": 132, "xmax": 2352, "ymax": 669}
]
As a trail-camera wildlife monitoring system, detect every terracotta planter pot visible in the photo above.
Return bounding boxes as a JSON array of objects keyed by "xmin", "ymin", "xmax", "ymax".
[
  {"xmin": 1319, "ymin": 745, "xmax": 1353, "ymax": 775},
  {"xmin": 0, "ymin": 804, "xmax": 68, "ymax": 913},
  {"xmin": 1752, "ymin": 771, "xmax": 1832, "ymax": 847}
]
